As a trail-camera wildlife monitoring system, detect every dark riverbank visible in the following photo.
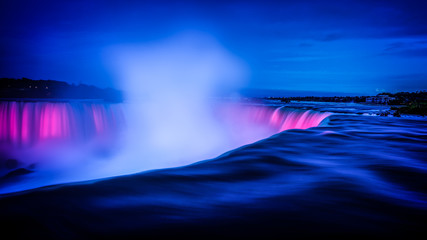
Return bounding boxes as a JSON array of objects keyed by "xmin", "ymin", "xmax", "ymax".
[
  {"xmin": 0, "ymin": 78, "xmax": 123, "ymax": 103},
  {"xmin": 265, "ymin": 91, "xmax": 427, "ymax": 116}
]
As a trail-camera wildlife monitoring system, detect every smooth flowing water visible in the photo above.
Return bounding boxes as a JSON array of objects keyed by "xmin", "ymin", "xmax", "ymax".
[
  {"xmin": 0, "ymin": 100, "xmax": 331, "ymax": 193},
  {"xmin": 0, "ymin": 101, "xmax": 426, "ymax": 237}
]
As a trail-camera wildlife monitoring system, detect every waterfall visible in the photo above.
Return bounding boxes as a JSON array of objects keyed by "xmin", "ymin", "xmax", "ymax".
[
  {"xmin": 0, "ymin": 101, "xmax": 330, "ymax": 162},
  {"xmin": 0, "ymin": 101, "xmax": 125, "ymax": 147},
  {"xmin": 217, "ymin": 104, "xmax": 331, "ymax": 146},
  {"xmin": 0, "ymin": 100, "xmax": 331, "ymax": 194}
]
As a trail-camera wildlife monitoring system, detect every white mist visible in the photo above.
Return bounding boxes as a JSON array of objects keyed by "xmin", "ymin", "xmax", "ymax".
[{"xmin": 105, "ymin": 32, "xmax": 248, "ymax": 173}]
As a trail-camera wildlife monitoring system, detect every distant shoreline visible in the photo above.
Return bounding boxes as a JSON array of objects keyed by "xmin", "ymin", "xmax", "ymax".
[
  {"xmin": 0, "ymin": 98, "xmax": 109, "ymax": 103},
  {"xmin": 0, "ymin": 78, "xmax": 123, "ymax": 103},
  {"xmin": 264, "ymin": 91, "xmax": 427, "ymax": 117},
  {"xmin": 1, "ymin": 78, "xmax": 426, "ymax": 116}
]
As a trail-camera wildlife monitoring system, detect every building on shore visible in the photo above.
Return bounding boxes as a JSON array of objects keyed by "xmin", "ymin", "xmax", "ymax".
[{"xmin": 366, "ymin": 95, "xmax": 395, "ymax": 104}]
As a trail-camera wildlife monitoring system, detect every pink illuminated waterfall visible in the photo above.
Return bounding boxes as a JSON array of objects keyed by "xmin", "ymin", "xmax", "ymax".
[
  {"xmin": 246, "ymin": 106, "xmax": 331, "ymax": 131},
  {"xmin": 0, "ymin": 101, "xmax": 330, "ymax": 149},
  {"xmin": 217, "ymin": 104, "xmax": 332, "ymax": 144},
  {"xmin": 0, "ymin": 101, "xmax": 125, "ymax": 146},
  {"xmin": 0, "ymin": 100, "xmax": 332, "ymax": 194},
  {"xmin": 0, "ymin": 100, "xmax": 330, "ymax": 170}
]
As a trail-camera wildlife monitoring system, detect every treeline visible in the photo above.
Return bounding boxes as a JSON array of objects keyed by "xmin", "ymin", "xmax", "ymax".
[
  {"xmin": 265, "ymin": 90, "xmax": 427, "ymax": 116},
  {"xmin": 265, "ymin": 96, "xmax": 368, "ymax": 103},
  {"xmin": 381, "ymin": 91, "xmax": 427, "ymax": 105},
  {"xmin": 0, "ymin": 78, "xmax": 123, "ymax": 102},
  {"xmin": 387, "ymin": 91, "xmax": 427, "ymax": 116}
]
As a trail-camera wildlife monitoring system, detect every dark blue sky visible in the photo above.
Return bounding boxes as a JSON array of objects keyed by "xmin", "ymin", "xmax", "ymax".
[{"xmin": 1, "ymin": 0, "xmax": 427, "ymax": 95}]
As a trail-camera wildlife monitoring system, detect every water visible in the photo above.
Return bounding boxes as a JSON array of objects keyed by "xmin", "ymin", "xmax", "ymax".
[
  {"xmin": 0, "ymin": 100, "xmax": 331, "ymax": 193},
  {"xmin": 0, "ymin": 100, "xmax": 426, "ymax": 237},
  {"xmin": 0, "ymin": 101, "xmax": 125, "ymax": 181},
  {"xmin": 0, "ymin": 101, "xmax": 124, "ymax": 145}
]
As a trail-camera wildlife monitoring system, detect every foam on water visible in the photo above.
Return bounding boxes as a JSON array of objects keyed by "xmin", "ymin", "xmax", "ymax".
[{"xmin": 0, "ymin": 99, "xmax": 331, "ymax": 194}]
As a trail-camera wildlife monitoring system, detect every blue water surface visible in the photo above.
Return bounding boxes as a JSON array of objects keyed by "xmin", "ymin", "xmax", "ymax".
[{"xmin": 0, "ymin": 101, "xmax": 426, "ymax": 237}]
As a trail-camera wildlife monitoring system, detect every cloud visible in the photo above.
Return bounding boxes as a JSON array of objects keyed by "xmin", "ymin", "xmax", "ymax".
[
  {"xmin": 266, "ymin": 55, "xmax": 332, "ymax": 62},
  {"xmin": 299, "ymin": 43, "xmax": 312, "ymax": 47},
  {"xmin": 396, "ymin": 48, "xmax": 427, "ymax": 57},
  {"xmin": 381, "ymin": 40, "xmax": 427, "ymax": 57},
  {"xmin": 389, "ymin": 73, "xmax": 427, "ymax": 80},
  {"xmin": 315, "ymin": 33, "xmax": 342, "ymax": 42},
  {"xmin": 383, "ymin": 42, "xmax": 406, "ymax": 51}
]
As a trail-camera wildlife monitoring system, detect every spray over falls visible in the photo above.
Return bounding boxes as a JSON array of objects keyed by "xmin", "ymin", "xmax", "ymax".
[
  {"xmin": 0, "ymin": 102, "xmax": 331, "ymax": 148},
  {"xmin": 0, "ymin": 101, "xmax": 330, "ymax": 169},
  {"xmin": 0, "ymin": 34, "xmax": 332, "ymax": 193}
]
